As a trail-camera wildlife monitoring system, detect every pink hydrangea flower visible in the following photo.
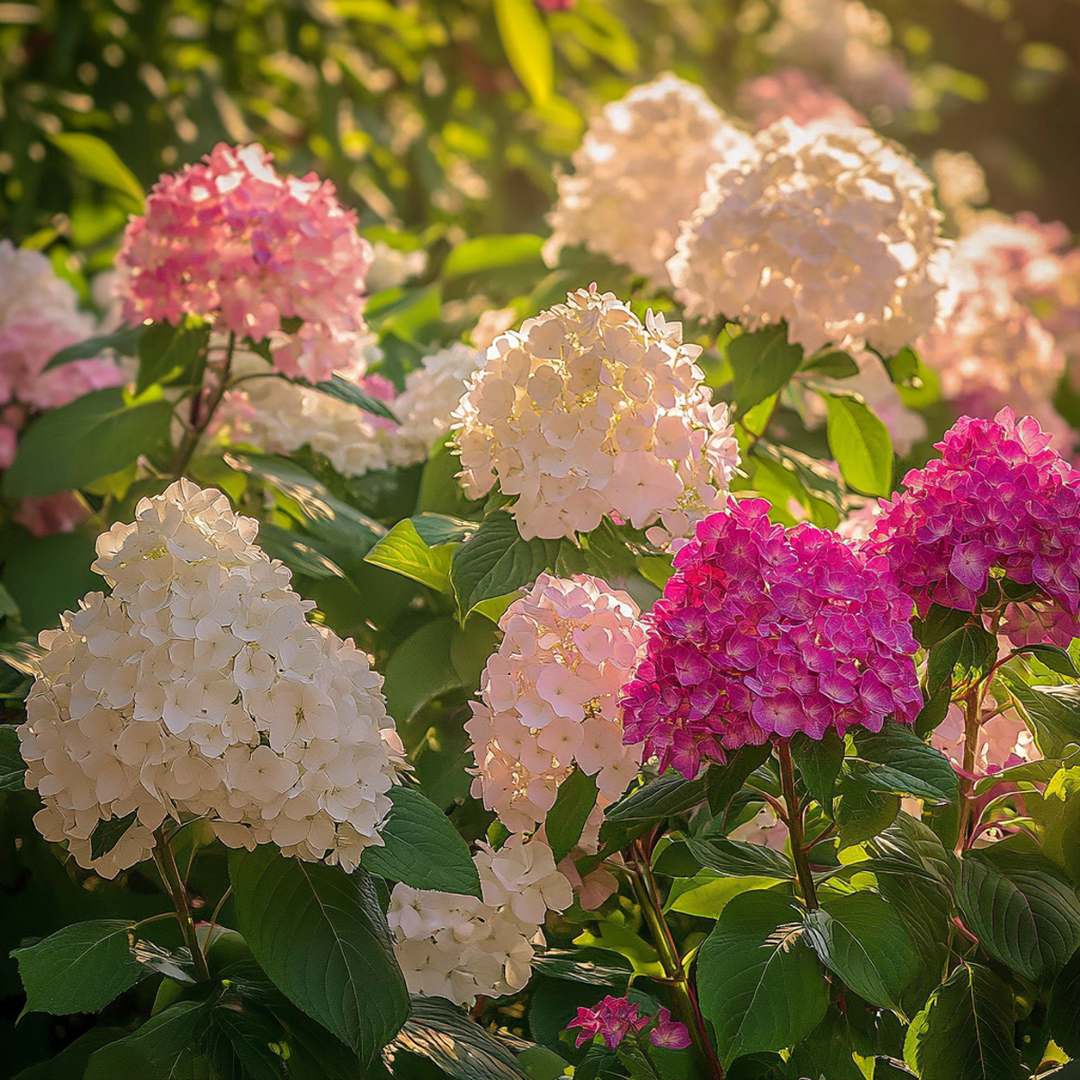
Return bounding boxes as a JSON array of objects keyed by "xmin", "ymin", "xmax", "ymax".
[
  {"xmin": 869, "ymin": 409, "xmax": 1080, "ymax": 643},
  {"xmin": 117, "ymin": 144, "xmax": 372, "ymax": 384},
  {"xmin": 568, "ymin": 996, "xmax": 649, "ymax": 1050},
  {"xmin": 621, "ymin": 499, "xmax": 921, "ymax": 779},
  {"xmin": 649, "ymin": 1007, "xmax": 692, "ymax": 1049},
  {"xmin": 738, "ymin": 68, "xmax": 866, "ymax": 129}
]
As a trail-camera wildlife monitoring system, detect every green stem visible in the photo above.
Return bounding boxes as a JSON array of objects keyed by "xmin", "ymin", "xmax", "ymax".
[
  {"xmin": 777, "ymin": 739, "xmax": 818, "ymax": 911},
  {"xmin": 153, "ymin": 828, "xmax": 211, "ymax": 982},
  {"xmin": 170, "ymin": 332, "xmax": 236, "ymax": 480},
  {"xmin": 956, "ymin": 683, "xmax": 982, "ymax": 853},
  {"xmin": 629, "ymin": 842, "xmax": 724, "ymax": 1080}
]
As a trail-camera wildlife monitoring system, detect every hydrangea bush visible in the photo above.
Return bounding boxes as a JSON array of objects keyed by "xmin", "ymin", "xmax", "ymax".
[{"xmin": 3, "ymin": 46, "xmax": 1080, "ymax": 1080}]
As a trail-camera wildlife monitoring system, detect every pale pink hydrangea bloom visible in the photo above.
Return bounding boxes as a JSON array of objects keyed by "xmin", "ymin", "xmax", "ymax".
[
  {"xmin": 931, "ymin": 702, "xmax": 1039, "ymax": 780},
  {"xmin": 668, "ymin": 119, "xmax": 945, "ymax": 357},
  {"xmin": 452, "ymin": 287, "xmax": 739, "ymax": 543},
  {"xmin": 15, "ymin": 492, "xmax": 89, "ymax": 537},
  {"xmin": 387, "ymin": 835, "xmax": 572, "ymax": 1006},
  {"xmin": 18, "ymin": 480, "xmax": 403, "ymax": 879},
  {"xmin": 727, "ymin": 803, "xmax": 790, "ymax": 851},
  {"xmin": 0, "ymin": 241, "xmax": 124, "ymax": 466},
  {"xmin": 117, "ymin": 143, "xmax": 372, "ymax": 384},
  {"xmin": 466, "ymin": 573, "xmax": 647, "ymax": 834},
  {"xmin": 738, "ymin": 68, "xmax": 866, "ymax": 130},
  {"xmin": 544, "ymin": 74, "xmax": 755, "ymax": 285},
  {"xmin": 544, "ymin": 803, "xmax": 619, "ymax": 911}
]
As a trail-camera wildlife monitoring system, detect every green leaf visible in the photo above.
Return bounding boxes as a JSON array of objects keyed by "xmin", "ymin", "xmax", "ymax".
[
  {"xmin": 697, "ymin": 890, "xmax": 829, "ymax": 1065},
  {"xmin": 494, "ymin": 0, "xmax": 554, "ymax": 105},
  {"xmin": 301, "ymin": 373, "xmax": 400, "ymax": 423},
  {"xmin": 12, "ymin": 920, "xmax": 142, "ymax": 1016},
  {"xmin": 727, "ymin": 325, "xmax": 804, "ymax": 417},
  {"xmin": 12, "ymin": 1027, "xmax": 127, "ymax": 1080},
  {"xmin": 847, "ymin": 723, "xmax": 958, "ymax": 803},
  {"xmin": 365, "ymin": 518, "xmax": 454, "ymax": 592},
  {"xmin": 545, "ymin": 768, "xmax": 599, "ymax": 864},
  {"xmin": 451, "ymin": 510, "xmax": 560, "ymax": 622},
  {"xmin": 791, "ymin": 729, "xmax": 844, "ymax": 816},
  {"xmin": 927, "ymin": 623, "xmax": 997, "ymax": 695},
  {"xmin": 800, "ymin": 350, "xmax": 860, "ymax": 378},
  {"xmin": 392, "ymin": 996, "xmax": 529, "ymax": 1080},
  {"xmin": 704, "ymin": 743, "xmax": 773, "ymax": 817},
  {"xmin": 382, "ymin": 616, "xmax": 466, "ymax": 723},
  {"xmin": 44, "ymin": 324, "xmax": 144, "ymax": 371},
  {"xmin": 600, "ymin": 771, "xmax": 707, "ymax": 848},
  {"xmin": 803, "ymin": 893, "xmax": 919, "ymax": 1011},
  {"xmin": 257, "ymin": 524, "xmax": 345, "ymax": 579},
  {"xmin": 83, "ymin": 999, "xmax": 213, "ymax": 1079},
  {"xmin": 365, "ymin": 284, "xmax": 442, "ymax": 343},
  {"xmin": 136, "ymin": 319, "xmax": 210, "ymax": 394},
  {"xmin": 913, "ymin": 604, "xmax": 971, "ymax": 651},
  {"xmin": 836, "ymin": 779, "xmax": 899, "ymax": 848},
  {"xmin": 529, "ymin": 949, "xmax": 632, "ymax": 988},
  {"xmin": 89, "ymin": 810, "xmax": 139, "ymax": 860},
  {"xmin": 1049, "ymin": 946, "xmax": 1080, "ymax": 1057},
  {"xmin": 903, "ymin": 964, "xmax": 1021, "ymax": 1080},
  {"xmin": 48, "ymin": 132, "xmax": 145, "ymax": 211},
  {"xmin": 0, "ymin": 724, "xmax": 26, "ymax": 791},
  {"xmin": 1010, "ymin": 643, "xmax": 1080, "ymax": 677},
  {"xmin": 955, "ymin": 843, "xmax": 1080, "ymax": 984},
  {"xmin": 229, "ymin": 847, "xmax": 409, "ymax": 1064},
  {"xmin": 3, "ymin": 388, "xmax": 174, "ymax": 498},
  {"xmin": 362, "ymin": 786, "xmax": 481, "ymax": 897},
  {"xmin": 684, "ymin": 837, "xmax": 795, "ymax": 880},
  {"xmin": 1000, "ymin": 669, "xmax": 1080, "ymax": 758},
  {"xmin": 823, "ymin": 393, "xmax": 893, "ymax": 497},
  {"xmin": 1, "ymin": 528, "xmax": 98, "ymax": 634},
  {"xmin": 411, "ymin": 513, "xmax": 479, "ymax": 546},
  {"xmin": 443, "ymin": 235, "xmax": 544, "ymax": 279}
]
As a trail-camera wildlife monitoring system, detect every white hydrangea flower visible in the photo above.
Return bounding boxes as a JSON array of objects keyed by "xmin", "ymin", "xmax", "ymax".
[
  {"xmin": 387, "ymin": 342, "xmax": 484, "ymax": 467},
  {"xmin": 544, "ymin": 74, "xmax": 755, "ymax": 285},
  {"xmin": 364, "ymin": 241, "xmax": 428, "ymax": 294},
  {"xmin": 466, "ymin": 574, "xmax": 646, "ymax": 834},
  {"xmin": 668, "ymin": 118, "xmax": 945, "ymax": 357},
  {"xmin": 451, "ymin": 286, "xmax": 739, "ymax": 543},
  {"xmin": 388, "ymin": 835, "xmax": 571, "ymax": 1007},
  {"xmin": 17, "ymin": 479, "xmax": 404, "ymax": 879}
]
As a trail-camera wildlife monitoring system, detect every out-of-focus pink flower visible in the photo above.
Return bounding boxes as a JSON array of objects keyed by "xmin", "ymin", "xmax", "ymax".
[
  {"xmin": 727, "ymin": 804, "xmax": 790, "ymax": 851},
  {"xmin": 931, "ymin": 702, "xmax": 1039, "ymax": 779},
  {"xmin": 870, "ymin": 409, "xmax": 1080, "ymax": 638},
  {"xmin": 117, "ymin": 143, "xmax": 372, "ymax": 384},
  {"xmin": 621, "ymin": 499, "xmax": 922, "ymax": 779},
  {"xmin": 557, "ymin": 850, "xmax": 619, "ymax": 911},
  {"xmin": 649, "ymin": 1007, "xmax": 692, "ymax": 1049},
  {"xmin": 738, "ymin": 68, "xmax": 865, "ymax": 130},
  {"xmin": 535, "ymin": 0, "xmax": 574, "ymax": 9},
  {"xmin": 15, "ymin": 492, "xmax": 89, "ymax": 537}
]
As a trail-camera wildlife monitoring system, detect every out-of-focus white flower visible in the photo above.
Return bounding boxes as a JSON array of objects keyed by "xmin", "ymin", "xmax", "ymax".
[
  {"xmin": 727, "ymin": 804, "xmax": 790, "ymax": 851},
  {"xmin": 365, "ymin": 241, "xmax": 428, "ymax": 294},
  {"xmin": 388, "ymin": 835, "xmax": 571, "ymax": 1006},
  {"xmin": 544, "ymin": 74, "xmax": 754, "ymax": 285},
  {"xmin": 759, "ymin": 0, "xmax": 912, "ymax": 116},
  {"xmin": 452, "ymin": 286, "xmax": 739, "ymax": 544},
  {"xmin": 836, "ymin": 497, "xmax": 883, "ymax": 541},
  {"xmin": 467, "ymin": 574, "xmax": 646, "ymax": 834},
  {"xmin": 18, "ymin": 479, "xmax": 403, "ymax": 879},
  {"xmin": 669, "ymin": 118, "xmax": 945, "ymax": 358},
  {"xmin": 738, "ymin": 67, "xmax": 866, "ymax": 130},
  {"xmin": 930, "ymin": 151, "xmax": 989, "ymax": 228},
  {"xmin": 388, "ymin": 343, "xmax": 484, "ymax": 467},
  {"xmin": 471, "ymin": 308, "xmax": 517, "ymax": 351}
]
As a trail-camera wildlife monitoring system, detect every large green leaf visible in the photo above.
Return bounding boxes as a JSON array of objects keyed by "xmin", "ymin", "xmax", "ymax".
[
  {"xmin": 3, "ymin": 388, "xmax": 173, "ymax": 498},
  {"xmin": 12, "ymin": 920, "xmax": 142, "ymax": 1016},
  {"xmin": 697, "ymin": 890, "xmax": 828, "ymax": 1065},
  {"xmin": 927, "ymin": 624, "xmax": 997, "ymax": 696},
  {"xmin": 704, "ymin": 744, "xmax": 773, "ymax": 818},
  {"xmin": 823, "ymin": 392, "xmax": 893, "ymax": 497},
  {"xmin": 1, "ymin": 528, "xmax": 98, "ymax": 634},
  {"xmin": 836, "ymin": 778, "xmax": 899, "ymax": 848},
  {"xmin": 903, "ymin": 964, "xmax": 1021, "ymax": 1080},
  {"xmin": 684, "ymin": 836, "xmax": 795, "ymax": 881},
  {"xmin": 847, "ymin": 723, "xmax": 958, "ymax": 803},
  {"xmin": 365, "ymin": 518, "xmax": 454, "ymax": 592},
  {"xmin": 451, "ymin": 510, "xmax": 560, "ymax": 622},
  {"xmin": 83, "ymin": 999, "xmax": 213, "ymax": 1079},
  {"xmin": 1049, "ymin": 946, "xmax": 1080, "ymax": 1057},
  {"xmin": 443, "ymin": 234, "xmax": 544, "ymax": 279},
  {"xmin": 727, "ymin": 325, "xmax": 804, "ymax": 417},
  {"xmin": 803, "ymin": 892, "xmax": 919, "ymax": 1011},
  {"xmin": 1000, "ymin": 669, "xmax": 1080, "ymax": 758},
  {"xmin": 791, "ymin": 729, "xmax": 844, "ymax": 816},
  {"xmin": 362, "ymin": 787, "xmax": 481, "ymax": 897},
  {"xmin": 382, "ymin": 616, "xmax": 466, "ymax": 724},
  {"xmin": 0, "ymin": 724, "xmax": 26, "ymax": 791},
  {"xmin": 12, "ymin": 1027, "xmax": 127, "ymax": 1080},
  {"xmin": 301, "ymin": 373, "xmax": 400, "ymax": 423},
  {"xmin": 48, "ymin": 132, "xmax": 145, "ymax": 211},
  {"xmin": 599, "ymin": 771, "xmax": 707, "ymax": 848},
  {"xmin": 44, "ymin": 324, "xmax": 144, "ymax": 371},
  {"xmin": 493, "ymin": 0, "xmax": 553, "ymax": 105},
  {"xmin": 955, "ymin": 843, "xmax": 1080, "ymax": 984},
  {"xmin": 545, "ymin": 768, "xmax": 599, "ymax": 864},
  {"xmin": 136, "ymin": 319, "xmax": 210, "ymax": 394},
  {"xmin": 228, "ymin": 847, "xmax": 408, "ymax": 1063}
]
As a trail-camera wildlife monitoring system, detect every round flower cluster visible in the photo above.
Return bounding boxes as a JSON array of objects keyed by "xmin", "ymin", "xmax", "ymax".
[
  {"xmin": 621, "ymin": 499, "xmax": 922, "ymax": 779},
  {"xmin": 869, "ymin": 409, "xmax": 1080, "ymax": 639},
  {"xmin": 0, "ymin": 241, "xmax": 123, "ymax": 467},
  {"xmin": 738, "ymin": 68, "xmax": 865, "ymax": 130},
  {"xmin": 117, "ymin": 143, "xmax": 372, "ymax": 384},
  {"xmin": 668, "ymin": 118, "xmax": 945, "ymax": 357},
  {"xmin": 466, "ymin": 573, "xmax": 647, "ymax": 834},
  {"xmin": 544, "ymin": 74, "xmax": 754, "ymax": 285},
  {"xmin": 17, "ymin": 480, "xmax": 403, "ymax": 879},
  {"xmin": 452, "ymin": 287, "xmax": 739, "ymax": 543},
  {"xmin": 388, "ymin": 835, "xmax": 572, "ymax": 1006}
]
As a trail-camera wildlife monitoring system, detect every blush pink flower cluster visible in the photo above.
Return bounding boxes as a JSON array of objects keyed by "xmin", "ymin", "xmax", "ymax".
[
  {"xmin": 568, "ymin": 996, "xmax": 691, "ymax": 1051},
  {"xmin": 621, "ymin": 499, "xmax": 921, "ymax": 779},
  {"xmin": 117, "ymin": 143, "xmax": 372, "ymax": 384},
  {"xmin": 868, "ymin": 408, "xmax": 1080, "ymax": 642},
  {"xmin": 738, "ymin": 68, "xmax": 866, "ymax": 130},
  {"xmin": 466, "ymin": 573, "xmax": 646, "ymax": 834}
]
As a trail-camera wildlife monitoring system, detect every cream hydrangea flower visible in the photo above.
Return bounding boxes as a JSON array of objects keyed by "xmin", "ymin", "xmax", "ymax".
[
  {"xmin": 388, "ymin": 835, "xmax": 571, "ymax": 1006},
  {"xmin": 17, "ymin": 479, "xmax": 403, "ymax": 879},
  {"xmin": 544, "ymin": 74, "xmax": 754, "ymax": 285},
  {"xmin": 451, "ymin": 287, "xmax": 739, "ymax": 543},
  {"xmin": 668, "ymin": 118, "xmax": 945, "ymax": 357},
  {"xmin": 466, "ymin": 574, "xmax": 646, "ymax": 835}
]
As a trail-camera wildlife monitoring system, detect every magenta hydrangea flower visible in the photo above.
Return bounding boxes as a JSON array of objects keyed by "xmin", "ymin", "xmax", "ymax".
[
  {"xmin": 869, "ymin": 408, "xmax": 1080, "ymax": 646},
  {"xmin": 117, "ymin": 143, "xmax": 372, "ymax": 384},
  {"xmin": 649, "ymin": 1007, "xmax": 692, "ymax": 1049},
  {"xmin": 567, "ymin": 996, "xmax": 650, "ymax": 1051},
  {"xmin": 620, "ymin": 499, "xmax": 921, "ymax": 779}
]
